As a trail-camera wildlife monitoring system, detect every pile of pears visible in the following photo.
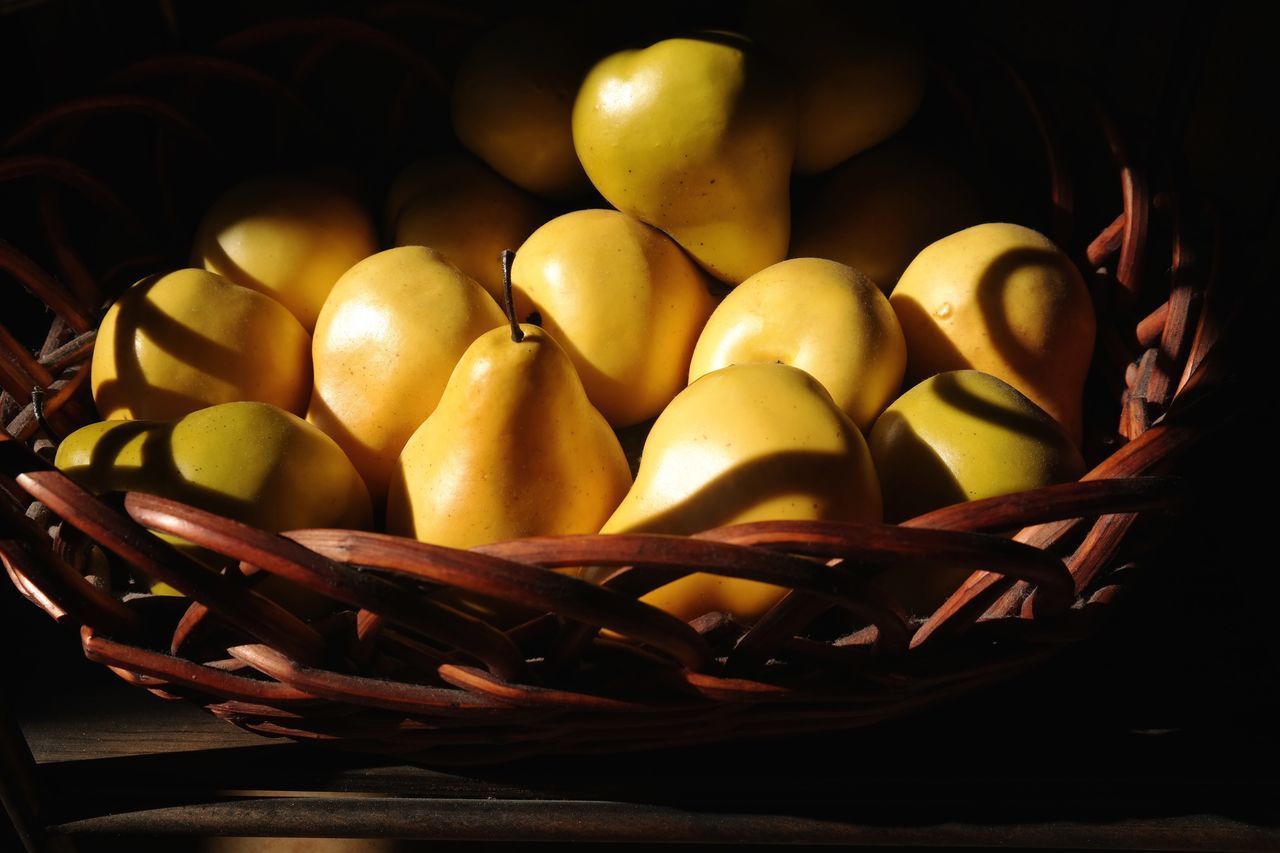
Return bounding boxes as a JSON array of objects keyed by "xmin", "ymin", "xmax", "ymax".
[{"xmin": 59, "ymin": 10, "xmax": 1097, "ymax": 625}]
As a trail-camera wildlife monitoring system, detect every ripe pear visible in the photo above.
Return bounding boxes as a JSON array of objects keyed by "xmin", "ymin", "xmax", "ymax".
[
  {"xmin": 790, "ymin": 142, "xmax": 981, "ymax": 291},
  {"xmin": 57, "ymin": 402, "xmax": 371, "ymax": 600},
  {"xmin": 572, "ymin": 34, "xmax": 796, "ymax": 284},
  {"xmin": 56, "ymin": 402, "xmax": 372, "ymax": 533},
  {"xmin": 307, "ymin": 247, "xmax": 506, "ymax": 505},
  {"xmin": 387, "ymin": 323, "xmax": 631, "ymax": 549},
  {"xmin": 389, "ymin": 155, "xmax": 547, "ymax": 303},
  {"xmin": 193, "ymin": 175, "xmax": 378, "ymax": 331},
  {"xmin": 92, "ymin": 269, "xmax": 310, "ymax": 421},
  {"xmin": 451, "ymin": 16, "xmax": 593, "ymax": 199},
  {"xmin": 597, "ymin": 363, "xmax": 882, "ymax": 624},
  {"xmin": 890, "ymin": 223, "xmax": 1095, "ymax": 445},
  {"xmin": 868, "ymin": 370, "xmax": 1084, "ymax": 613},
  {"xmin": 688, "ymin": 258, "xmax": 905, "ymax": 431},
  {"xmin": 745, "ymin": 2, "xmax": 926, "ymax": 174},
  {"xmin": 511, "ymin": 209, "xmax": 714, "ymax": 427}
]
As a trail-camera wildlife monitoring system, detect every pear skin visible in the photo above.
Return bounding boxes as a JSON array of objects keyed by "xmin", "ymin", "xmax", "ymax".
[
  {"xmin": 890, "ymin": 223, "xmax": 1095, "ymax": 446},
  {"xmin": 511, "ymin": 209, "xmax": 714, "ymax": 427},
  {"xmin": 597, "ymin": 363, "xmax": 881, "ymax": 623},
  {"xmin": 572, "ymin": 35, "xmax": 796, "ymax": 285},
  {"xmin": 451, "ymin": 16, "xmax": 594, "ymax": 199},
  {"xmin": 868, "ymin": 370, "xmax": 1084, "ymax": 613},
  {"xmin": 192, "ymin": 175, "xmax": 378, "ymax": 331},
  {"xmin": 387, "ymin": 325, "xmax": 632, "ymax": 550},
  {"xmin": 56, "ymin": 402, "xmax": 372, "ymax": 534},
  {"xmin": 92, "ymin": 269, "xmax": 311, "ymax": 421},
  {"xmin": 744, "ymin": 2, "xmax": 926, "ymax": 174},
  {"xmin": 389, "ymin": 155, "xmax": 547, "ymax": 303},
  {"xmin": 56, "ymin": 402, "xmax": 371, "ymax": 604},
  {"xmin": 307, "ymin": 247, "xmax": 506, "ymax": 506},
  {"xmin": 789, "ymin": 142, "xmax": 981, "ymax": 292},
  {"xmin": 688, "ymin": 258, "xmax": 905, "ymax": 431}
]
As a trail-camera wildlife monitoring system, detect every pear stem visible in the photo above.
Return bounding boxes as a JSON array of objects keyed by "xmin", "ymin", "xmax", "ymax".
[
  {"xmin": 31, "ymin": 386, "xmax": 60, "ymax": 442},
  {"xmin": 500, "ymin": 249, "xmax": 524, "ymax": 343}
]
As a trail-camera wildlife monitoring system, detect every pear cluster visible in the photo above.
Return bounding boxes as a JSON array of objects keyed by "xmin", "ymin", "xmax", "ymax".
[{"xmin": 62, "ymin": 9, "xmax": 1097, "ymax": 626}]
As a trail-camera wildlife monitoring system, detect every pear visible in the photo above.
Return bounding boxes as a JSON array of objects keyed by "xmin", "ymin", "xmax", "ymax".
[
  {"xmin": 890, "ymin": 223, "xmax": 1096, "ymax": 445},
  {"xmin": 57, "ymin": 402, "xmax": 371, "ymax": 600},
  {"xmin": 597, "ymin": 363, "xmax": 881, "ymax": 623},
  {"xmin": 57, "ymin": 402, "xmax": 372, "ymax": 534},
  {"xmin": 451, "ymin": 16, "xmax": 593, "ymax": 199},
  {"xmin": 307, "ymin": 247, "xmax": 506, "ymax": 506},
  {"xmin": 92, "ymin": 269, "xmax": 311, "ymax": 421},
  {"xmin": 687, "ymin": 258, "xmax": 906, "ymax": 431},
  {"xmin": 511, "ymin": 209, "xmax": 714, "ymax": 427},
  {"xmin": 869, "ymin": 370, "xmax": 1084, "ymax": 522},
  {"xmin": 744, "ymin": 2, "xmax": 926, "ymax": 174},
  {"xmin": 192, "ymin": 175, "xmax": 378, "ymax": 331},
  {"xmin": 868, "ymin": 370, "xmax": 1084, "ymax": 613},
  {"xmin": 789, "ymin": 142, "xmax": 981, "ymax": 291},
  {"xmin": 387, "ymin": 319, "xmax": 631, "ymax": 550},
  {"xmin": 389, "ymin": 155, "xmax": 546, "ymax": 303},
  {"xmin": 572, "ymin": 34, "xmax": 796, "ymax": 285}
]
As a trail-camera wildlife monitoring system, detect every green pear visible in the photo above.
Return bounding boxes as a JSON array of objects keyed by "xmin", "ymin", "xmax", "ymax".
[
  {"xmin": 56, "ymin": 402, "xmax": 372, "ymax": 600},
  {"xmin": 870, "ymin": 370, "xmax": 1085, "ymax": 522},
  {"xmin": 56, "ymin": 402, "xmax": 372, "ymax": 533},
  {"xmin": 572, "ymin": 34, "xmax": 796, "ymax": 284},
  {"xmin": 867, "ymin": 370, "xmax": 1085, "ymax": 613}
]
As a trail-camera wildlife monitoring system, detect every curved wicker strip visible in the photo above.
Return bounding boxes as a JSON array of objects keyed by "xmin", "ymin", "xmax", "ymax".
[
  {"xmin": 81, "ymin": 627, "xmax": 318, "ymax": 704},
  {"xmin": 122, "ymin": 493, "xmax": 528, "ymax": 681},
  {"xmin": 213, "ymin": 16, "xmax": 447, "ymax": 93},
  {"xmin": 225, "ymin": 644, "xmax": 527, "ymax": 717},
  {"xmin": 105, "ymin": 54, "xmax": 312, "ymax": 116},
  {"xmin": 480, "ymin": 534, "xmax": 912, "ymax": 655},
  {"xmin": 3, "ymin": 95, "xmax": 214, "ymax": 152},
  {"xmin": 292, "ymin": 529, "xmax": 715, "ymax": 670},
  {"xmin": 17, "ymin": 471, "xmax": 327, "ymax": 664},
  {"xmin": 901, "ymin": 476, "xmax": 1187, "ymax": 533}
]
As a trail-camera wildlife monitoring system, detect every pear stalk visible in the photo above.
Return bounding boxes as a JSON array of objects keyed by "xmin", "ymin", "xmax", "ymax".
[{"xmin": 500, "ymin": 249, "xmax": 524, "ymax": 343}]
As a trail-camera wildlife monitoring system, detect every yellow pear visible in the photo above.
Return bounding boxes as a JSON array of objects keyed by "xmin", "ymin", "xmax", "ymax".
[
  {"xmin": 192, "ymin": 175, "xmax": 378, "ymax": 331},
  {"xmin": 688, "ymin": 258, "xmax": 905, "ymax": 431},
  {"xmin": 451, "ymin": 16, "xmax": 593, "ymax": 199},
  {"xmin": 745, "ymin": 2, "xmax": 926, "ymax": 174},
  {"xmin": 511, "ymin": 209, "xmax": 714, "ymax": 427},
  {"xmin": 597, "ymin": 363, "xmax": 881, "ymax": 623},
  {"xmin": 890, "ymin": 223, "xmax": 1095, "ymax": 445},
  {"xmin": 307, "ymin": 247, "xmax": 506, "ymax": 506},
  {"xmin": 572, "ymin": 34, "xmax": 796, "ymax": 284},
  {"xmin": 56, "ymin": 402, "xmax": 372, "ymax": 533},
  {"xmin": 387, "ymin": 323, "xmax": 631, "ymax": 549},
  {"xmin": 389, "ymin": 155, "xmax": 547, "ymax": 303},
  {"xmin": 57, "ymin": 402, "xmax": 371, "ymax": 599},
  {"xmin": 91, "ymin": 269, "xmax": 310, "ymax": 421},
  {"xmin": 868, "ymin": 370, "xmax": 1084, "ymax": 613},
  {"xmin": 790, "ymin": 142, "xmax": 981, "ymax": 291}
]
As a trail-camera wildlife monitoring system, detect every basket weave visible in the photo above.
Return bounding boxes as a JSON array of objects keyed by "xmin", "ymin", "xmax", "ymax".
[{"xmin": 0, "ymin": 10, "xmax": 1235, "ymax": 763}]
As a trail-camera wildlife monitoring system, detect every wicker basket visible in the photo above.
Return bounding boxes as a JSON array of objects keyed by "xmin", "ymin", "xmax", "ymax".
[{"xmin": 0, "ymin": 8, "xmax": 1235, "ymax": 764}]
